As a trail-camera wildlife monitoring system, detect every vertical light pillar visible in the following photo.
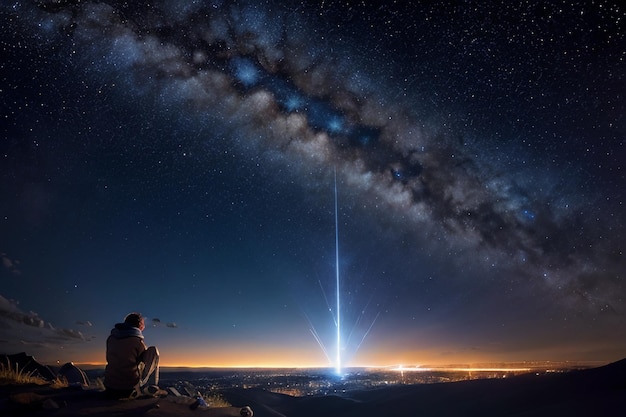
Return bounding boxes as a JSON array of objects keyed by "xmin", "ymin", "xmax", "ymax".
[{"xmin": 334, "ymin": 169, "xmax": 341, "ymax": 375}]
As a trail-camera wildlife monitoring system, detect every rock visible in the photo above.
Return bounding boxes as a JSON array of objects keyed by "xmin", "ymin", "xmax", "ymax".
[{"xmin": 42, "ymin": 398, "xmax": 60, "ymax": 409}]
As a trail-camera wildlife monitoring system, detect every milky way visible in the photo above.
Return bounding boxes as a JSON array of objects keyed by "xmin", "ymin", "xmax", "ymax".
[
  {"xmin": 1, "ymin": 0, "xmax": 624, "ymax": 365},
  {"xmin": 36, "ymin": 1, "xmax": 619, "ymax": 298}
]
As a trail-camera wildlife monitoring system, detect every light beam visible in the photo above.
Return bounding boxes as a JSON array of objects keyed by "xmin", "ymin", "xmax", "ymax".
[{"xmin": 334, "ymin": 168, "xmax": 342, "ymax": 375}]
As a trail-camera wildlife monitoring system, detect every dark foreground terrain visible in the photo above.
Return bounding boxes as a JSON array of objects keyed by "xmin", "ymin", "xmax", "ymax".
[
  {"xmin": 1, "ymin": 358, "xmax": 624, "ymax": 416},
  {"xmin": 222, "ymin": 358, "xmax": 626, "ymax": 416}
]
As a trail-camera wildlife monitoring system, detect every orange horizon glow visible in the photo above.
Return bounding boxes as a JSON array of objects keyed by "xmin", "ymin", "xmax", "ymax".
[
  {"xmin": 74, "ymin": 360, "xmax": 609, "ymax": 370},
  {"xmin": 73, "ymin": 355, "xmax": 612, "ymax": 370},
  {"xmin": 390, "ymin": 365, "xmax": 533, "ymax": 372},
  {"xmin": 62, "ymin": 342, "xmax": 619, "ymax": 370}
]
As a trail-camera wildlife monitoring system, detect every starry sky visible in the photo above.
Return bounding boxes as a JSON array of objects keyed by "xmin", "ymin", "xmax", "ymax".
[{"xmin": 1, "ymin": 0, "xmax": 624, "ymax": 368}]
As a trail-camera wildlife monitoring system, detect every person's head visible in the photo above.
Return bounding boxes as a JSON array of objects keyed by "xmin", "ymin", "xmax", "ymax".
[{"xmin": 124, "ymin": 312, "xmax": 145, "ymax": 331}]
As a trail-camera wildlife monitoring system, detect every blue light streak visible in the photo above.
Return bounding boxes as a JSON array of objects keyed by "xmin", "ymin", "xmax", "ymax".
[
  {"xmin": 334, "ymin": 168, "xmax": 342, "ymax": 375},
  {"xmin": 303, "ymin": 170, "xmax": 379, "ymax": 374}
]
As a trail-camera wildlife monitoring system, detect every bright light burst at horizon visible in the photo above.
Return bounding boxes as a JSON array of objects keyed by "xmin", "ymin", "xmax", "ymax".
[{"xmin": 311, "ymin": 170, "xmax": 380, "ymax": 376}]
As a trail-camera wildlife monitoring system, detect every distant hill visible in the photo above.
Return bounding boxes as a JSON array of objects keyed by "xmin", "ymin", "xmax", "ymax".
[{"xmin": 221, "ymin": 358, "xmax": 626, "ymax": 417}]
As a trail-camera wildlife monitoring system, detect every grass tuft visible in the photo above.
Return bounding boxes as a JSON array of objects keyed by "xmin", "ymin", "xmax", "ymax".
[
  {"xmin": 0, "ymin": 360, "xmax": 48, "ymax": 386},
  {"xmin": 0, "ymin": 359, "xmax": 67, "ymax": 388},
  {"xmin": 204, "ymin": 391, "xmax": 231, "ymax": 407}
]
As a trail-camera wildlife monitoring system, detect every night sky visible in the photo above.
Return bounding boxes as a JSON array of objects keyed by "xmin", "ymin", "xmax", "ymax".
[{"xmin": 1, "ymin": 0, "xmax": 624, "ymax": 368}]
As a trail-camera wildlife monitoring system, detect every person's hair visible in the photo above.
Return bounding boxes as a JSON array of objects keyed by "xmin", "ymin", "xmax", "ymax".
[{"xmin": 124, "ymin": 312, "xmax": 144, "ymax": 328}]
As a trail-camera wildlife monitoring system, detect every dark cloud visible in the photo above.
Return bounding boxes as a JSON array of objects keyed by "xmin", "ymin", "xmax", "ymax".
[
  {"xmin": 1, "ymin": 253, "xmax": 21, "ymax": 276},
  {"xmin": 150, "ymin": 318, "xmax": 177, "ymax": 329},
  {"xmin": 0, "ymin": 294, "xmax": 93, "ymax": 346}
]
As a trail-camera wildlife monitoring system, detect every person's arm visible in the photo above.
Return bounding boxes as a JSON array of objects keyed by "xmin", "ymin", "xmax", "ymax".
[{"xmin": 136, "ymin": 339, "xmax": 148, "ymax": 363}]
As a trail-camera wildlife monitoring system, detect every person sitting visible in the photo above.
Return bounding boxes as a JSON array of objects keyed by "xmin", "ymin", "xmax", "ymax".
[{"xmin": 104, "ymin": 312, "xmax": 161, "ymax": 399}]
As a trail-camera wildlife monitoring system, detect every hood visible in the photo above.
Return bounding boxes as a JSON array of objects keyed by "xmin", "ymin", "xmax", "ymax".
[{"xmin": 110, "ymin": 322, "xmax": 144, "ymax": 339}]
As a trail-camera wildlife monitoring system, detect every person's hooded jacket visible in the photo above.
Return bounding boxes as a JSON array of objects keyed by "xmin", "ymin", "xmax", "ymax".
[{"xmin": 104, "ymin": 322, "xmax": 147, "ymax": 390}]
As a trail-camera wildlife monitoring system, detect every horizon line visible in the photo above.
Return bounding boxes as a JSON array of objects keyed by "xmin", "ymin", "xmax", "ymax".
[{"xmin": 73, "ymin": 359, "xmax": 611, "ymax": 370}]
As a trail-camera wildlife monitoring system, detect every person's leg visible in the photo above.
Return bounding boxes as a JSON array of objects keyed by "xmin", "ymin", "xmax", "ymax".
[{"xmin": 138, "ymin": 346, "xmax": 159, "ymax": 387}]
